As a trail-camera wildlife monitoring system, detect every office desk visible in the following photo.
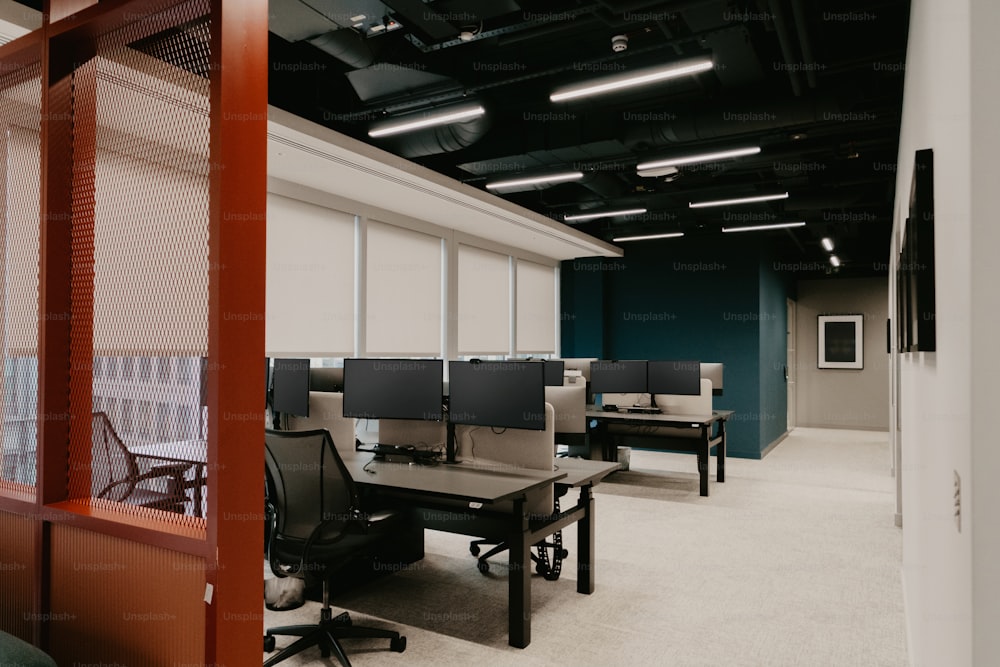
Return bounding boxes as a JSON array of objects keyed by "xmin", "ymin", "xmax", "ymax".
[
  {"xmin": 340, "ymin": 452, "xmax": 617, "ymax": 648},
  {"xmin": 585, "ymin": 408, "xmax": 734, "ymax": 497},
  {"xmin": 129, "ymin": 440, "xmax": 207, "ymax": 517}
]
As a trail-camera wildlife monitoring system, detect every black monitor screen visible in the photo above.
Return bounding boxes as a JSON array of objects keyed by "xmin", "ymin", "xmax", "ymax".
[
  {"xmin": 343, "ymin": 358, "xmax": 443, "ymax": 421},
  {"xmin": 271, "ymin": 358, "xmax": 310, "ymax": 417},
  {"xmin": 589, "ymin": 360, "xmax": 648, "ymax": 394},
  {"xmin": 448, "ymin": 360, "xmax": 546, "ymax": 430},
  {"xmin": 648, "ymin": 360, "xmax": 701, "ymax": 395},
  {"xmin": 265, "ymin": 357, "xmax": 271, "ymax": 408},
  {"xmin": 543, "ymin": 360, "xmax": 564, "ymax": 387}
]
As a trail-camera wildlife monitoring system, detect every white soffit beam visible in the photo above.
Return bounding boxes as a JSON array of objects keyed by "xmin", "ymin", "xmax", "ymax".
[{"xmin": 267, "ymin": 106, "xmax": 622, "ymax": 261}]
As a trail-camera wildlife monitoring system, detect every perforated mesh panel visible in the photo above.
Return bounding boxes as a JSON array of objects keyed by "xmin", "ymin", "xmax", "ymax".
[
  {"xmin": 66, "ymin": 2, "xmax": 212, "ymax": 528},
  {"xmin": 0, "ymin": 61, "xmax": 41, "ymax": 495}
]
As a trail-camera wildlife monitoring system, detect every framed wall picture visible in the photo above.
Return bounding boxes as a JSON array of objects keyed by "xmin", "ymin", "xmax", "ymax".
[{"xmin": 818, "ymin": 314, "xmax": 864, "ymax": 369}]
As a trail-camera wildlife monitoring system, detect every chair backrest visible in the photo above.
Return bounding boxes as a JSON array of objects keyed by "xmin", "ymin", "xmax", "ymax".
[
  {"xmin": 286, "ymin": 392, "xmax": 357, "ymax": 454},
  {"xmin": 264, "ymin": 429, "xmax": 358, "ymax": 545},
  {"xmin": 453, "ymin": 403, "xmax": 555, "ymax": 516},
  {"xmin": 545, "ymin": 385, "xmax": 587, "ymax": 435},
  {"xmin": 91, "ymin": 412, "xmax": 139, "ymax": 501}
]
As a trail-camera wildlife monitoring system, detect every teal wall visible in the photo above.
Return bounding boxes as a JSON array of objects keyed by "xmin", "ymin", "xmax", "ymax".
[
  {"xmin": 758, "ymin": 255, "xmax": 791, "ymax": 450},
  {"xmin": 561, "ymin": 236, "xmax": 792, "ymax": 458}
]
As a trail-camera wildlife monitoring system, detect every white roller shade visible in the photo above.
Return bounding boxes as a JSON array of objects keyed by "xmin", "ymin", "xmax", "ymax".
[
  {"xmin": 266, "ymin": 194, "xmax": 355, "ymax": 356},
  {"xmin": 365, "ymin": 220, "xmax": 442, "ymax": 356},
  {"xmin": 2, "ymin": 126, "xmax": 41, "ymax": 356},
  {"xmin": 516, "ymin": 259, "xmax": 557, "ymax": 354},
  {"xmin": 92, "ymin": 150, "xmax": 209, "ymax": 355},
  {"xmin": 457, "ymin": 244, "xmax": 510, "ymax": 355}
]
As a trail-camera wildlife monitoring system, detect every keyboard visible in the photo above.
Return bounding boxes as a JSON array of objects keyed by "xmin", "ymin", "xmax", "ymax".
[{"xmin": 366, "ymin": 443, "xmax": 440, "ymax": 464}]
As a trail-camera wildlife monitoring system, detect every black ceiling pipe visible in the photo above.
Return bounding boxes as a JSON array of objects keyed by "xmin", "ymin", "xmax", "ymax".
[
  {"xmin": 789, "ymin": 0, "xmax": 818, "ymax": 89},
  {"xmin": 767, "ymin": 0, "xmax": 803, "ymax": 96},
  {"xmin": 622, "ymin": 94, "xmax": 848, "ymax": 150}
]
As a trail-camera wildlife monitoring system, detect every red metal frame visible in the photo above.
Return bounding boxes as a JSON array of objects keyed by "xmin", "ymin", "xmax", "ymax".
[{"xmin": 1, "ymin": 1, "xmax": 269, "ymax": 661}]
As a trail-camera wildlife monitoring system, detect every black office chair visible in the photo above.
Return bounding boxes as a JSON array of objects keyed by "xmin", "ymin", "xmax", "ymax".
[
  {"xmin": 91, "ymin": 412, "xmax": 192, "ymax": 513},
  {"xmin": 469, "ymin": 489, "xmax": 569, "ymax": 580},
  {"xmin": 263, "ymin": 428, "xmax": 407, "ymax": 667}
]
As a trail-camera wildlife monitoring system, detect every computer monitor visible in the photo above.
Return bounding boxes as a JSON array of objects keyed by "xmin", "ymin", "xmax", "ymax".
[
  {"xmin": 647, "ymin": 360, "xmax": 701, "ymax": 396},
  {"xmin": 265, "ymin": 357, "xmax": 271, "ymax": 408},
  {"xmin": 589, "ymin": 360, "xmax": 648, "ymax": 394},
  {"xmin": 342, "ymin": 358, "xmax": 443, "ymax": 421},
  {"xmin": 543, "ymin": 359, "xmax": 565, "ymax": 386},
  {"xmin": 271, "ymin": 358, "xmax": 310, "ymax": 417},
  {"xmin": 448, "ymin": 360, "xmax": 546, "ymax": 430},
  {"xmin": 700, "ymin": 362, "xmax": 724, "ymax": 396}
]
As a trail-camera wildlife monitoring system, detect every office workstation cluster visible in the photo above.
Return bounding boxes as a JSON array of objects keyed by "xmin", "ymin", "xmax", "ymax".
[{"xmin": 256, "ymin": 353, "xmax": 730, "ymax": 659}]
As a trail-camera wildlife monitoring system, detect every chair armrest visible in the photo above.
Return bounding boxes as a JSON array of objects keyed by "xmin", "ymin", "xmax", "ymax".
[{"xmin": 141, "ymin": 462, "xmax": 195, "ymax": 480}]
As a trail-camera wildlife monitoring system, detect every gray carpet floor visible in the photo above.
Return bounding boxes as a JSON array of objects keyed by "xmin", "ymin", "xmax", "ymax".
[{"xmin": 263, "ymin": 427, "xmax": 907, "ymax": 666}]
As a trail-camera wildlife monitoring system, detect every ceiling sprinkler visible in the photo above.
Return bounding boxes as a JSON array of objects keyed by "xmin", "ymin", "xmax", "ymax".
[{"xmin": 612, "ymin": 34, "xmax": 628, "ymax": 52}]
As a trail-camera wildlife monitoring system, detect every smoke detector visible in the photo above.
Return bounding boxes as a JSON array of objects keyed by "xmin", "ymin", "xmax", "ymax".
[{"xmin": 612, "ymin": 34, "xmax": 628, "ymax": 52}]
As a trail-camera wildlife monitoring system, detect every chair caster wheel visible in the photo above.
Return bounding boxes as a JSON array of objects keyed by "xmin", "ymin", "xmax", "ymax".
[
  {"xmin": 263, "ymin": 634, "xmax": 275, "ymax": 652},
  {"xmin": 535, "ymin": 563, "xmax": 549, "ymax": 576},
  {"xmin": 469, "ymin": 544, "xmax": 480, "ymax": 556},
  {"xmin": 477, "ymin": 559, "xmax": 489, "ymax": 574},
  {"xmin": 391, "ymin": 635, "xmax": 407, "ymax": 652},
  {"xmin": 558, "ymin": 548, "xmax": 569, "ymax": 559}
]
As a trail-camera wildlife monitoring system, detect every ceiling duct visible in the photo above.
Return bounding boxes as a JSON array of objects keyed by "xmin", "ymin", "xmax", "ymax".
[
  {"xmin": 307, "ymin": 29, "xmax": 375, "ymax": 69},
  {"xmin": 268, "ymin": 0, "xmax": 341, "ymax": 41}
]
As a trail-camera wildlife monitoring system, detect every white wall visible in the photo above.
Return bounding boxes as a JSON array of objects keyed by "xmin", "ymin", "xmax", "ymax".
[
  {"xmin": 969, "ymin": 2, "xmax": 1000, "ymax": 663},
  {"xmin": 795, "ymin": 278, "xmax": 888, "ymax": 429},
  {"xmin": 892, "ymin": 0, "xmax": 1000, "ymax": 664}
]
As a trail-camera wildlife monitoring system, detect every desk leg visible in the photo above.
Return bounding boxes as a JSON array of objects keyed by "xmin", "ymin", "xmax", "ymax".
[
  {"xmin": 508, "ymin": 499, "xmax": 531, "ymax": 648},
  {"xmin": 192, "ymin": 464, "xmax": 205, "ymax": 518},
  {"xmin": 577, "ymin": 485, "xmax": 595, "ymax": 594},
  {"xmin": 717, "ymin": 419, "xmax": 726, "ymax": 483},
  {"xmin": 698, "ymin": 427, "xmax": 709, "ymax": 497}
]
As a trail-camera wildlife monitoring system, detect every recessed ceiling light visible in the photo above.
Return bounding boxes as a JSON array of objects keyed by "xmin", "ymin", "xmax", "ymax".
[
  {"xmin": 564, "ymin": 208, "xmax": 647, "ymax": 222},
  {"xmin": 612, "ymin": 231, "xmax": 685, "ymax": 242},
  {"xmin": 550, "ymin": 58, "xmax": 713, "ymax": 102},
  {"xmin": 485, "ymin": 172, "xmax": 584, "ymax": 190},
  {"xmin": 821, "ymin": 237, "xmax": 834, "ymax": 251},
  {"xmin": 637, "ymin": 146, "xmax": 760, "ymax": 171},
  {"xmin": 350, "ymin": 14, "xmax": 367, "ymax": 22},
  {"xmin": 689, "ymin": 192, "xmax": 789, "ymax": 208},
  {"xmin": 721, "ymin": 221, "xmax": 806, "ymax": 233},
  {"xmin": 830, "ymin": 255, "xmax": 841, "ymax": 267},
  {"xmin": 368, "ymin": 104, "xmax": 485, "ymax": 138}
]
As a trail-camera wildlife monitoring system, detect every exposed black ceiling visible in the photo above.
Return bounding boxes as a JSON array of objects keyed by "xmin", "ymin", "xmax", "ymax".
[
  {"xmin": 266, "ymin": 0, "xmax": 910, "ymax": 277},
  {"xmin": 10, "ymin": 0, "xmax": 910, "ymax": 276}
]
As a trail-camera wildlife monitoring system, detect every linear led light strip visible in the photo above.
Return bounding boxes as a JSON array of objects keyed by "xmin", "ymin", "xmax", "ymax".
[
  {"xmin": 721, "ymin": 221, "xmax": 805, "ymax": 233},
  {"xmin": 485, "ymin": 172, "xmax": 583, "ymax": 190},
  {"xmin": 689, "ymin": 192, "xmax": 789, "ymax": 208},
  {"xmin": 613, "ymin": 232, "xmax": 685, "ymax": 242},
  {"xmin": 369, "ymin": 105, "xmax": 485, "ymax": 138},
  {"xmin": 637, "ymin": 146, "xmax": 761, "ymax": 171},
  {"xmin": 564, "ymin": 207, "xmax": 647, "ymax": 222},
  {"xmin": 550, "ymin": 59, "xmax": 714, "ymax": 102}
]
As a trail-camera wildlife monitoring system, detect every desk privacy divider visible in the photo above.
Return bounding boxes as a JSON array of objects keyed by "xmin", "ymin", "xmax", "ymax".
[
  {"xmin": 453, "ymin": 403, "xmax": 556, "ymax": 517},
  {"xmin": 286, "ymin": 392, "xmax": 356, "ymax": 455}
]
